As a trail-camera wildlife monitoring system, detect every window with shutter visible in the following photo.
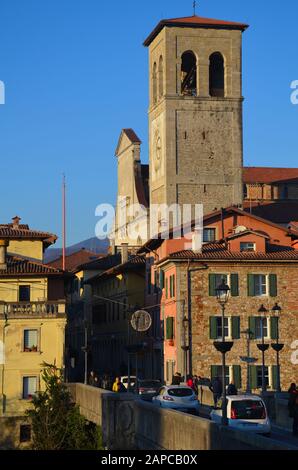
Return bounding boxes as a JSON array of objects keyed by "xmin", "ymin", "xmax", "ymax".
[
  {"xmin": 230, "ymin": 274, "xmax": 239, "ymax": 297},
  {"xmin": 248, "ymin": 317, "xmax": 257, "ymax": 339},
  {"xmin": 269, "ymin": 274, "xmax": 277, "ymax": 297},
  {"xmin": 232, "ymin": 317, "xmax": 240, "ymax": 340},
  {"xmin": 270, "ymin": 317, "xmax": 279, "ymax": 340},
  {"xmin": 233, "ymin": 365, "xmax": 242, "ymax": 389},
  {"xmin": 159, "ymin": 270, "xmax": 164, "ymax": 290},
  {"xmin": 166, "ymin": 317, "xmax": 174, "ymax": 340},
  {"xmin": 209, "ymin": 317, "xmax": 218, "ymax": 340},
  {"xmin": 272, "ymin": 365, "xmax": 278, "ymax": 390}
]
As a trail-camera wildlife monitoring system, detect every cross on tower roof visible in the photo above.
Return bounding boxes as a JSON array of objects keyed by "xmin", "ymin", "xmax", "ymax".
[{"xmin": 193, "ymin": 1, "xmax": 197, "ymax": 16}]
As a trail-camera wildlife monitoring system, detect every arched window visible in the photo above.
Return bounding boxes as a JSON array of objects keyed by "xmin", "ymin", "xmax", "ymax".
[
  {"xmin": 209, "ymin": 52, "xmax": 225, "ymax": 97},
  {"xmin": 152, "ymin": 62, "xmax": 157, "ymax": 104},
  {"xmin": 181, "ymin": 51, "xmax": 197, "ymax": 96},
  {"xmin": 158, "ymin": 56, "xmax": 164, "ymax": 98}
]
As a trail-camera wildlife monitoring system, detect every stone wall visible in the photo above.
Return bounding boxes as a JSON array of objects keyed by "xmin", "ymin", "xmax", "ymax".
[{"xmin": 67, "ymin": 384, "xmax": 298, "ymax": 451}]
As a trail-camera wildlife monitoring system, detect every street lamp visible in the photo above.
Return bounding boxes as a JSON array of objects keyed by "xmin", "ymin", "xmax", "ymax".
[
  {"xmin": 240, "ymin": 329, "xmax": 257, "ymax": 394},
  {"xmin": 181, "ymin": 315, "xmax": 190, "ymax": 383},
  {"xmin": 257, "ymin": 304, "xmax": 269, "ymax": 394},
  {"xmin": 213, "ymin": 279, "xmax": 233, "ymax": 426},
  {"xmin": 271, "ymin": 303, "xmax": 284, "ymax": 393}
]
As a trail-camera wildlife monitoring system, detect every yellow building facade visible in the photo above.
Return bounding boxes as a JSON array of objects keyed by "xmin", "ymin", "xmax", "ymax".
[{"xmin": 0, "ymin": 217, "xmax": 68, "ymax": 449}]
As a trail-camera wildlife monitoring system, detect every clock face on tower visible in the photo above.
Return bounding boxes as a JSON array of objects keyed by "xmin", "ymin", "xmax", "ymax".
[
  {"xmin": 151, "ymin": 114, "xmax": 164, "ymax": 182},
  {"xmin": 154, "ymin": 130, "xmax": 162, "ymax": 171}
]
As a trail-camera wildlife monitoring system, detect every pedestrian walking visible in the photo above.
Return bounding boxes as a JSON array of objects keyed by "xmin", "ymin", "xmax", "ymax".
[
  {"xmin": 227, "ymin": 380, "xmax": 238, "ymax": 396},
  {"xmin": 209, "ymin": 376, "xmax": 222, "ymax": 408},
  {"xmin": 112, "ymin": 377, "xmax": 127, "ymax": 393},
  {"xmin": 88, "ymin": 370, "xmax": 98, "ymax": 387},
  {"xmin": 172, "ymin": 372, "xmax": 182, "ymax": 385}
]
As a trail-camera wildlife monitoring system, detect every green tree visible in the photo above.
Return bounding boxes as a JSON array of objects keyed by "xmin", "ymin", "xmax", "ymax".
[{"xmin": 26, "ymin": 363, "xmax": 103, "ymax": 450}]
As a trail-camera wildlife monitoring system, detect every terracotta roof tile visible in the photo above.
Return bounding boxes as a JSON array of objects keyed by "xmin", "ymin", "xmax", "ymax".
[
  {"xmin": 48, "ymin": 249, "xmax": 104, "ymax": 272},
  {"xmin": 243, "ymin": 167, "xmax": 298, "ymax": 184},
  {"xmin": 122, "ymin": 129, "xmax": 141, "ymax": 144},
  {"xmin": 144, "ymin": 15, "xmax": 248, "ymax": 46},
  {"xmin": 167, "ymin": 243, "xmax": 298, "ymax": 262},
  {"xmin": 0, "ymin": 226, "xmax": 57, "ymax": 244},
  {"xmin": 0, "ymin": 256, "xmax": 64, "ymax": 276}
]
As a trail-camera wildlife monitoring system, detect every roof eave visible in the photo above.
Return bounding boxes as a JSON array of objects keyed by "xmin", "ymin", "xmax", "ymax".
[{"xmin": 143, "ymin": 20, "xmax": 248, "ymax": 47}]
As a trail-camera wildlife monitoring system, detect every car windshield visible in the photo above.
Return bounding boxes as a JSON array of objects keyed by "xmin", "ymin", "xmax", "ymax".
[
  {"xmin": 168, "ymin": 388, "xmax": 193, "ymax": 397},
  {"xmin": 139, "ymin": 381, "xmax": 161, "ymax": 387},
  {"xmin": 231, "ymin": 400, "xmax": 266, "ymax": 420}
]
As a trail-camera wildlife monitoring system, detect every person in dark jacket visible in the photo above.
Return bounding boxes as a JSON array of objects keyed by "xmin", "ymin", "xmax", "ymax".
[
  {"xmin": 288, "ymin": 383, "xmax": 297, "ymax": 417},
  {"xmin": 289, "ymin": 389, "xmax": 298, "ymax": 436},
  {"xmin": 227, "ymin": 381, "xmax": 238, "ymax": 396},
  {"xmin": 172, "ymin": 372, "xmax": 182, "ymax": 386},
  {"xmin": 210, "ymin": 377, "xmax": 222, "ymax": 408}
]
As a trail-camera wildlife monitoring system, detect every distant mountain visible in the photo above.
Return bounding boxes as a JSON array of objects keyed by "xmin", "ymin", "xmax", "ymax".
[{"xmin": 44, "ymin": 237, "xmax": 109, "ymax": 263}]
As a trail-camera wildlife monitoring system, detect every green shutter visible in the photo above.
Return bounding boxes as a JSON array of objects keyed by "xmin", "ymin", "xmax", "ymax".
[
  {"xmin": 172, "ymin": 275, "xmax": 176, "ymax": 297},
  {"xmin": 166, "ymin": 317, "xmax": 174, "ymax": 340},
  {"xmin": 249, "ymin": 317, "xmax": 256, "ymax": 339},
  {"xmin": 269, "ymin": 274, "xmax": 277, "ymax": 297},
  {"xmin": 247, "ymin": 274, "xmax": 255, "ymax": 296},
  {"xmin": 270, "ymin": 317, "xmax": 278, "ymax": 340},
  {"xmin": 165, "ymin": 278, "xmax": 168, "ymax": 298},
  {"xmin": 211, "ymin": 365, "xmax": 218, "ymax": 380},
  {"xmin": 272, "ymin": 365, "xmax": 278, "ymax": 390},
  {"xmin": 210, "ymin": 317, "xmax": 218, "ymax": 340},
  {"xmin": 250, "ymin": 366, "xmax": 258, "ymax": 390},
  {"xmin": 159, "ymin": 270, "xmax": 164, "ymax": 290},
  {"xmin": 233, "ymin": 365, "xmax": 242, "ymax": 390},
  {"xmin": 230, "ymin": 274, "xmax": 239, "ymax": 297},
  {"xmin": 232, "ymin": 317, "xmax": 241, "ymax": 340},
  {"xmin": 209, "ymin": 274, "xmax": 216, "ymax": 296}
]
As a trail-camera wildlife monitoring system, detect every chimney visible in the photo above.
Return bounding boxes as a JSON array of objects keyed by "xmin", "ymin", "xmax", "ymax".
[
  {"xmin": 192, "ymin": 230, "xmax": 203, "ymax": 253},
  {"xmin": 0, "ymin": 239, "xmax": 9, "ymax": 270},
  {"xmin": 12, "ymin": 216, "xmax": 21, "ymax": 229},
  {"xmin": 120, "ymin": 243, "xmax": 129, "ymax": 264}
]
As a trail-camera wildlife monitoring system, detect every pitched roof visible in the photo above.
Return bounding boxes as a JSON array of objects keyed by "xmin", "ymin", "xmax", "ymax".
[
  {"xmin": 243, "ymin": 167, "xmax": 298, "ymax": 184},
  {"xmin": 144, "ymin": 15, "xmax": 248, "ymax": 46},
  {"xmin": 138, "ymin": 206, "xmax": 298, "ymax": 254},
  {"xmin": 48, "ymin": 249, "xmax": 104, "ymax": 272},
  {"xmin": 87, "ymin": 255, "xmax": 145, "ymax": 283},
  {"xmin": 78, "ymin": 253, "xmax": 121, "ymax": 271},
  {"xmin": 0, "ymin": 224, "xmax": 57, "ymax": 248},
  {"xmin": 243, "ymin": 201, "xmax": 298, "ymax": 225},
  {"xmin": 163, "ymin": 243, "xmax": 298, "ymax": 263},
  {"xmin": 115, "ymin": 128, "xmax": 142, "ymax": 156},
  {"xmin": 0, "ymin": 255, "xmax": 65, "ymax": 276}
]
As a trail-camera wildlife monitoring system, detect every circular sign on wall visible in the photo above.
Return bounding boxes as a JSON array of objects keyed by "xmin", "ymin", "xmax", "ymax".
[{"xmin": 130, "ymin": 310, "xmax": 152, "ymax": 332}]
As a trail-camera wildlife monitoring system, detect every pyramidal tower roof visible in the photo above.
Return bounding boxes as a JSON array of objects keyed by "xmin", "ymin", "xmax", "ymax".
[{"xmin": 143, "ymin": 15, "xmax": 248, "ymax": 47}]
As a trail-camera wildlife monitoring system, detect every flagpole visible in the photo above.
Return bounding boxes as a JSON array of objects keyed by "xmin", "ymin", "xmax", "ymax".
[{"xmin": 62, "ymin": 174, "xmax": 66, "ymax": 271}]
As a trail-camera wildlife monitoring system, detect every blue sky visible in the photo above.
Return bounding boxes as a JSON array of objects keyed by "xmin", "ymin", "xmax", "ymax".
[{"xmin": 0, "ymin": 1, "xmax": 297, "ymax": 246}]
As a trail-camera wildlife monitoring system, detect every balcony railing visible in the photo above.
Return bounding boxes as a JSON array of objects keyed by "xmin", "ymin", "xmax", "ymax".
[{"xmin": 0, "ymin": 301, "xmax": 66, "ymax": 318}]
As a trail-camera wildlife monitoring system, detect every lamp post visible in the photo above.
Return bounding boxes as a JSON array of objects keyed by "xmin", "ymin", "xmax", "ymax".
[
  {"xmin": 240, "ymin": 329, "xmax": 257, "ymax": 394},
  {"xmin": 271, "ymin": 303, "xmax": 284, "ymax": 393},
  {"xmin": 257, "ymin": 304, "xmax": 269, "ymax": 394},
  {"xmin": 181, "ymin": 313, "xmax": 190, "ymax": 383},
  {"xmin": 213, "ymin": 279, "xmax": 233, "ymax": 426}
]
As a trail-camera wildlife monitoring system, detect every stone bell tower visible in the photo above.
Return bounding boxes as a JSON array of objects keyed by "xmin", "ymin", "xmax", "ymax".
[{"xmin": 144, "ymin": 15, "xmax": 248, "ymax": 216}]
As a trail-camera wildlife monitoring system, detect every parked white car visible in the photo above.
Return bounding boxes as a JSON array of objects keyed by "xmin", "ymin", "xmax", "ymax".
[
  {"xmin": 120, "ymin": 376, "xmax": 136, "ymax": 390},
  {"xmin": 210, "ymin": 395, "xmax": 271, "ymax": 435},
  {"xmin": 152, "ymin": 385, "xmax": 199, "ymax": 412}
]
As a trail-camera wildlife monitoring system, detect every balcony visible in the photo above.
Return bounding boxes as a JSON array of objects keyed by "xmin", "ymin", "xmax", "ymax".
[{"xmin": 0, "ymin": 301, "xmax": 66, "ymax": 319}]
